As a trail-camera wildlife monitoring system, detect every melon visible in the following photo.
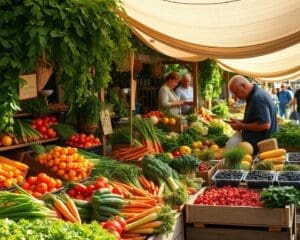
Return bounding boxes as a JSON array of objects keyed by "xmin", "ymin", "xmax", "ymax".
[{"xmin": 238, "ymin": 141, "xmax": 254, "ymax": 155}]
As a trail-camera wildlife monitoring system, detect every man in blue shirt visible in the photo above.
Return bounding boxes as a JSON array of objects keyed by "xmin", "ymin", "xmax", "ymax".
[
  {"xmin": 278, "ymin": 83, "xmax": 293, "ymax": 118},
  {"xmin": 228, "ymin": 75, "xmax": 278, "ymax": 153}
]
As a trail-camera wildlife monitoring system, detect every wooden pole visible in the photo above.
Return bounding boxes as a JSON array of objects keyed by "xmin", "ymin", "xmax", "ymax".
[
  {"xmin": 98, "ymin": 89, "xmax": 107, "ymax": 156},
  {"xmin": 192, "ymin": 62, "xmax": 198, "ymax": 113},
  {"xmin": 225, "ymin": 71, "xmax": 230, "ymax": 104}
]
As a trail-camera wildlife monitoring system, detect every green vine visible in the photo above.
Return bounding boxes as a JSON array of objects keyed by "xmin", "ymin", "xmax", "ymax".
[
  {"xmin": 198, "ymin": 59, "xmax": 223, "ymax": 101},
  {"xmin": 0, "ymin": 0, "xmax": 131, "ymax": 132}
]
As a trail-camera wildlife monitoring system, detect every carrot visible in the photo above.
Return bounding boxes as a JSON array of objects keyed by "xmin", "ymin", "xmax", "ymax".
[
  {"xmin": 54, "ymin": 198, "xmax": 79, "ymax": 223},
  {"xmin": 123, "ymin": 207, "xmax": 152, "ymax": 213},
  {"xmin": 122, "ymin": 237, "xmax": 146, "ymax": 240},
  {"xmin": 64, "ymin": 194, "xmax": 81, "ymax": 224},
  {"xmin": 127, "ymin": 228, "xmax": 155, "ymax": 234},
  {"xmin": 187, "ymin": 187, "xmax": 197, "ymax": 194},
  {"xmin": 126, "ymin": 199, "xmax": 156, "ymax": 206},
  {"xmin": 125, "ymin": 201, "xmax": 154, "ymax": 209},
  {"xmin": 132, "ymin": 220, "xmax": 162, "ymax": 230},
  {"xmin": 0, "ymin": 156, "xmax": 28, "ymax": 171},
  {"xmin": 0, "ymin": 169, "xmax": 10, "ymax": 178},
  {"xmin": 126, "ymin": 206, "xmax": 161, "ymax": 224},
  {"xmin": 53, "ymin": 207, "xmax": 63, "ymax": 219},
  {"xmin": 140, "ymin": 175, "xmax": 151, "ymax": 190},
  {"xmin": 121, "ymin": 212, "xmax": 138, "ymax": 219},
  {"xmin": 149, "ymin": 180, "xmax": 155, "ymax": 192}
]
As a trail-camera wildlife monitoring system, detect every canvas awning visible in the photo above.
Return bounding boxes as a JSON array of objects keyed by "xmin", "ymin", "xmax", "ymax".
[{"xmin": 120, "ymin": 0, "xmax": 300, "ymax": 81}]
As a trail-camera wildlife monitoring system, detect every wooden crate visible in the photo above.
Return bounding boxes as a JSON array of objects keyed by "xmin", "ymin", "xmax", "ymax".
[
  {"xmin": 148, "ymin": 213, "xmax": 184, "ymax": 240},
  {"xmin": 185, "ymin": 223, "xmax": 296, "ymax": 240},
  {"xmin": 196, "ymin": 161, "xmax": 221, "ymax": 186},
  {"xmin": 185, "ymin": 188, "xmax": 296, "ymax": 240},
  {"xmin": 186, "ymin": 188, "xmax": 295, "ymax": 228}
]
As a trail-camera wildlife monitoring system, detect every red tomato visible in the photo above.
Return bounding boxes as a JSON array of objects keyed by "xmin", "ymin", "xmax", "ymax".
[
  {"xmin": 27, "ymin": 176, "xmax": 37, "ymax": 185},
  {"xmin": 115, "ymin": 216, "xmax": 126, "ymax": 228},
  {"xmin": 50, "ymin": 116, "xmax": 57, "ymax": 123},
  {"xmin": 22, "ymin": 182, "xmax": 30, "ymax": 190},
  {"xmin": 74, "ymin": 183, "xmax": 87, "ymax": 193},
  {"xmin": 104, "ymin": 220, "xmax": 123, "ymax": 234},
  {"xmin": 47, "ymin": 178, "xmax": 57, "ymax": 188},
  {"xmin": 35, "ymin": 118, "xmax": 43, "ymax": 127},
  {"xmin": 33, "ymin": 191, "xmax": 42, "ymax": 198},
  {"xmin": 37, "ymin": 182, "xmax": 48, "ymax": 194},
  {"xmin": 108, "ymin": 229, "xmax": 121, "ymax": 240},
  {"xmin": 68, "ymin": 189, "xmax": 76, "ymax": 197},
  {"xmin": 94, "ymin": 180, "xmax": 105, "ymax": 189},
  {"xmin": 172, "ymin": 150, "xmax": 181, "ymax": 158},
  {"xmin": 97, "ymin": 176, "xmax": 108, "ymax": 185},
  {"xmin": 112, "ymin": 186, "xmax": 123, "ymax": 196},
  {"xmin": 85, "ymin": 184, "xmax": 95, "ymax": 195},
  {"xmin": 37, "ymin": 173, "xmax": 48, "ymax": 183}
]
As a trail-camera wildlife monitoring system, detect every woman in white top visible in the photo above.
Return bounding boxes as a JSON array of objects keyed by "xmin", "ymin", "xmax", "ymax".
[
  {"xmin": 175, "ymin": 73, "xmax": 193, "ymax": 114},
  {"xmin": 158, "ymin": 72, "xmax": 185, "ymax": 116}
]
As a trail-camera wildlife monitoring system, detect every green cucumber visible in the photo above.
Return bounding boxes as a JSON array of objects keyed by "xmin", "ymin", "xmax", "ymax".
[{"xmin": 97, "ymin": 205, "xmax": 120, "ymax": 216}]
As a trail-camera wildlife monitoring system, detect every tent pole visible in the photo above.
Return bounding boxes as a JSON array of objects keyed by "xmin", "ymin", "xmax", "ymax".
[{"xmin": 192, "ymin": 62, "xmax": 198, "ymax": 113}]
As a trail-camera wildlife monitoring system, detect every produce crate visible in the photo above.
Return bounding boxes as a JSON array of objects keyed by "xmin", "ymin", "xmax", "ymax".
[
  {"xmin": 286, "ymin": 152, "xmax": 300, "ymax": 164},
  {"xmin": 211, "ymin": 169, "xmax": 245, "ymax": 187},
  {"xmin": 185, "ymin": 188, "xmax": 296, "ymax": 240},
  {"xmin": 196, "ymin": 160, "xmax": 221, "ymax": 186},
  {"xmin": 277, "ymin": 171, "xmax": 300, "ymax": 189},
  {"xmin": 148, "ymin": 213, "xmax": 183, "ymax": 240},
  {"xmin": 243, "ymin": 170, "xmax": 276, "ymax": 189}
]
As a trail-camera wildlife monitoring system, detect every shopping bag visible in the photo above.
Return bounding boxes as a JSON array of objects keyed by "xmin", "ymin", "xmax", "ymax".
[{"xmin": 225, "ymin": 131, "xmax": 242, "ymax": 151}]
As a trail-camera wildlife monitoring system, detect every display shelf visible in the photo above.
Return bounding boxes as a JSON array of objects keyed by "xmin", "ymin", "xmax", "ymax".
[
  {"xmin": 14, "ymin": 112, "xmax": 32, "ymax": 118},
  {"xmin": 0, "ymin": 137, "xmax": 59, "ymax": 152}
]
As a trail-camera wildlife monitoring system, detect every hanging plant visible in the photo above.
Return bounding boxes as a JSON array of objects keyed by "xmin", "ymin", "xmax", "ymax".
[
  {"xmin": 198, "ymin": 59, "xmax": 224, "ymax": 101},
  {"xmin": 0, "ymin": 0, "xmax": 131, "ymax": 132}
]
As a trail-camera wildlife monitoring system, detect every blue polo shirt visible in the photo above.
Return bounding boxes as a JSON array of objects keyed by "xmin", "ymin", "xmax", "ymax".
[{"xmin": 242, "ymin": 85, "xmax": 278, "ymax": 153}]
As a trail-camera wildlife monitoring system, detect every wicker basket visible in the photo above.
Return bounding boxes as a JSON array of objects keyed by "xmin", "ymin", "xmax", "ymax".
[{"xmin": 37, "ymin": 59, "xmax": 53, "ymax": 91}]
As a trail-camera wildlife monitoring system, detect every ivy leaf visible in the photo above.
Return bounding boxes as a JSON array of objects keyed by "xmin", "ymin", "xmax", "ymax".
[
  {"xmin": 31, "ymin": 4, "xmax": 42, "ymax": 19},
  {"xmin": 0, "ymin": 57, "xmax": 10, "ymax": 67},
  {"xmin": 0, "ymin": 39, "xmax": 11, "ymax": 49},
  {"xmin": 50, "ymin": 30, "xmax": 62, "ymax": 38}
]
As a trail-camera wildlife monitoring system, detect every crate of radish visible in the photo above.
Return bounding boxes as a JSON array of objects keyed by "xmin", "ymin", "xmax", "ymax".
[
  {"xmin": 212, "ymin": 169, "xmax": 245, "ymax": 187},
  {"xmin": 243, "ymin": 170, "xmax": 276, "ymax": 189},
  {"xmin": 185, "ymin": 186, "xmax": 294, "ymax": 228},
  {"xmin": 277, "ymin": 171, "xmax": 300, "ymax": 189},
  {"xmin": 196, "ymin": 161, "xmax": 221, "ymax": 186},
  {"xmin": 36, "ymin": 146, "xmax": 94, "ymax": 182}
]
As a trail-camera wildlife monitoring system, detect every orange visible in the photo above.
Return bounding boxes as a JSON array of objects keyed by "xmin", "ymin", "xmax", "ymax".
[
  {"xmin": 162, "ymin": 117, "xmax": 169, "ymax": 125},
  {"xmin": 168, "ymin": 117, "xmax": 176, "ymax": 125},
  {"xmin": 1, "ymin": 135, "xmax": 13, "ymax": 146}
]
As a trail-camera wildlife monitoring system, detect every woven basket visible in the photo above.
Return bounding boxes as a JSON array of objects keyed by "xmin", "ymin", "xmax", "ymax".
[{"xmin": 37, "ymin": 59, "xmax": 53, "ymax": 91}]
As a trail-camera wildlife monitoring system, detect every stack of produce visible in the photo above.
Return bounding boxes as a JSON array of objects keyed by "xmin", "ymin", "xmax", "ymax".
[
  {"xmin": 258, "ymin": 148, "xmax": 286, "ymax": 170},
  {"xmin": 0, "ymin": 156, "xmax": 28, "ymax": 188},
  {"xmin": 31, "ymin": 116, "xmax": 57, "ymax": 139},
  {"xmin": 12, "ymin": 119, "xmax": 42, "ymax": 144},
  {"xmin": 21, "ymin": 172, "xmax": 62, "ymax": 198},
  {"xmin": 36, "ymin": 146, "xmax": 94, "ymax": 181},
  {"xmin": 66, "ymin": 133, "xmax": 101, "ymax": 149}
]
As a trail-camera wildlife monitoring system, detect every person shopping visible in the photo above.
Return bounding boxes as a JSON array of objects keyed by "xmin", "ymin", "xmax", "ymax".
[
  {"xmin": 228, "ymin": 75, "xmax": 278, "ymax": 154},
  {"xmin": 175, "ymin": 73, "xmax": 194, "ymax": 114},
  {"xmin": 158, "ymin": 72, "xmax": 185, "ymax": 116}
]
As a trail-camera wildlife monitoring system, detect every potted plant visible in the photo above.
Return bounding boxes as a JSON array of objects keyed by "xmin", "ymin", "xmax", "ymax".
[{"xmin": 77, "ymin": 95, "xmax": 102, "ymax": 134}]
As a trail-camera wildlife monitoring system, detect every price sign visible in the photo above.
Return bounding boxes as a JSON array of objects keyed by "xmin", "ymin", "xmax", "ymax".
[
  {"xmin": 100, "ymin": 109, "xmax": 113, "ymax": 135},
  {"xmin": 19, "ymin": 74, "xmax": 38, "ymax": 100}
]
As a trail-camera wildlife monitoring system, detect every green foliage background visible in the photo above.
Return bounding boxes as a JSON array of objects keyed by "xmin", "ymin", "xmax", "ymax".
[{"xmin": 0, "ymin": 0, "xmax": 131, "ymax": 132}]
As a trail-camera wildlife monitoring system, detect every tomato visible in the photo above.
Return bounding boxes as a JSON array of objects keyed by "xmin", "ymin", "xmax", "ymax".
[
  {"xmin": 27, "ymin": 176, "xmax": 37, "ymax": 185},
  {"xmin": 85, "ymin": 184, "xmax": 95, "ymax": 195},
  {"xmin": 112, "ymin": 186, "xmax": 123, "ymax": 196},
  {"xmin": 35, "ymin": 118, "xmax": 43, "ymax": 127},
  {"xmin": 97, "ymin": 176, "xmax": 108, "ymax": 185},
  {"xmin": 68, "ymin": 189, "xmax": 76, "ymax": 197},
  {"xmin": 47, "ymin": 128, "xmax": 56, "ymax": 138},
  {"xmin": 50, "ymin": 116, "xmax": 57, "ymax": 123},
  {"xmin": 22, "ymin": 182, "xmax": 30, "ymax": 190},
  {"xmin": 47, "ymin": 178, "xmax": 57, "ymax": 188},
  {"xmin": 172, "ymin": 150, "xmax": 181, "ymax": 158},
  {"xmin": 33, "ymin": 191, "xmax": 42, "ymax": 198},
  {"xmin": 37, "ymin": 182, "xmax": 48, "ymax": 194},
  {"xmin": 115, "ymin": 216, "xmax": 126, "ymax": 228},
  {"xmin": 94, "ymin": 180, "xmax": 105, "ymax": 189},
  {"xmin": 74, "ymin": 183, "xmax": 87, "ymax": 193},
  {"xmin": 55, "ymin": 179, "xmax": 62, "ymax": 188},
  {"xmin": 104, "ymin": 220, "xmax": 123, "ymax": 234},
  {"xmin": 37, "ymin": 173, "xmax": 48, "ymax": 183}
]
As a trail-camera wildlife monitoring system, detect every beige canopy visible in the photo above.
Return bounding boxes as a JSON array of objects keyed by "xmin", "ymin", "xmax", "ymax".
[{"xmin": 121, "ymin": 0, "xmax": 300, "ymax": 81}]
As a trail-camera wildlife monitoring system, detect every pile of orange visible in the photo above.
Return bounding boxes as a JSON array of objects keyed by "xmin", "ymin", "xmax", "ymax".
[
  {"xmin": 37, "ymin": 146, "xmax": 94, "ymax": 181},
  {"xmin": 161, "ymin": 116, "xmax": 177, "ymax": 125}
]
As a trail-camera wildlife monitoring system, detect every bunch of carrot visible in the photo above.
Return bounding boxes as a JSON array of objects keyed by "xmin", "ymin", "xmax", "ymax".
[
  {"xmin": 45, "ymin": 193, "xmax": 81, "ymax": 223},
  {"xmin": 0, "ymin": 156, "xmax": 28, "ymax": 189},
  {"xmin": 138, "ymin": 174, "xmax": 161, "ymax": 196},
  {"xmin": 122, "ymin": 206, "xmax": 175, "ymax": 238},
  {"xmin": 110, "ymin": 145, "xmax": 155, "ymax": 162}
]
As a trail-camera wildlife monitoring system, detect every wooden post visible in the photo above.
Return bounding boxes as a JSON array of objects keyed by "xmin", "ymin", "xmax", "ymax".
[
  {"xmin": 98, "ymin": 89, "xmax": 107, "ymax": 156},
  {"xmin": 192, "ymin": 62, "xmax": 198, "ymax": 113},
  {"xmin": 225, "ymin": 71, "xmax": 230, "ymax": 104}
]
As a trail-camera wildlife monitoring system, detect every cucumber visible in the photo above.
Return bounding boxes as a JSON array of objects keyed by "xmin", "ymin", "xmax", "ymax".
[
  {"xmin": 96, "ymin": 198, "xmax": 126, "ymax": 208},
  {"xmin": 97, "ymin": 205, "xmax": 120, "ymax": 216},
  {"xmin": 73, "ymin": 199, "xmax": 92, "ymax": 208},
  {"xmin": 98, "ymin": 193, "xmax": 123, "ymax": 199},
  {"xmin": 94, "ymin": 188, "xmax": 111, "ymax": 195}
]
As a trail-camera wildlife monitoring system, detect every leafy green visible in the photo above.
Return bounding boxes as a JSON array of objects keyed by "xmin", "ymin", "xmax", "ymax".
[
  {"xmin": 51, "ymin": 123, "xmax": 76, "ymax": 140},
  {"xmin": 20, "ymin": 96, "xmax": 49, "ymax": 117},
  {"xmin": 283, "ymin": 164, "xmax": 300, "ymax": 171},
  {"xmin": 224, "ymin": 147, "xmax": 245, "ymax": 169},
  {"xmin": 254, "ymin": 161, "xmax": 274, "ymax": 170},
  {"xmin": 161, "ymin": 136, "xmax": 179, "ymax": 152},
  {"xmin": 211, "ymin": 101, "xmax": 230, "ymax": 119},
  {"xmin": 209, "ymin": 134, "xmax": 229, "ymax": 147},
  {"xmin": 155, "ymin": 153, "xmax": 173, "ymax": 165},
  {"xmin": 0, "ymin": 218, "xmax": 115, "ymax": 240},
  {"xmin": 169, "ymin": 155, "xmax": 199, "ymax": 175},
  {"xmin": 272, "ymin": 122, "xmax": 300, "ymax": 148},
  {"xmin": 260, "ymin": 186, "xmax": 300, "ymax": 208}
]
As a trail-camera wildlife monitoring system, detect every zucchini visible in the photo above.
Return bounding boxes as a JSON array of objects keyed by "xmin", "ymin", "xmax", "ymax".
[
  {"xmin": 96, "ymin": 198, "xmax": 125, "ymax": 208},
  {"xmin": 73, "ymin": 199, "xmax": 92, "ymax": 208},
  {"xmin": 97, "ymin": 193, "xmax": 123, "ymax": 199}
]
